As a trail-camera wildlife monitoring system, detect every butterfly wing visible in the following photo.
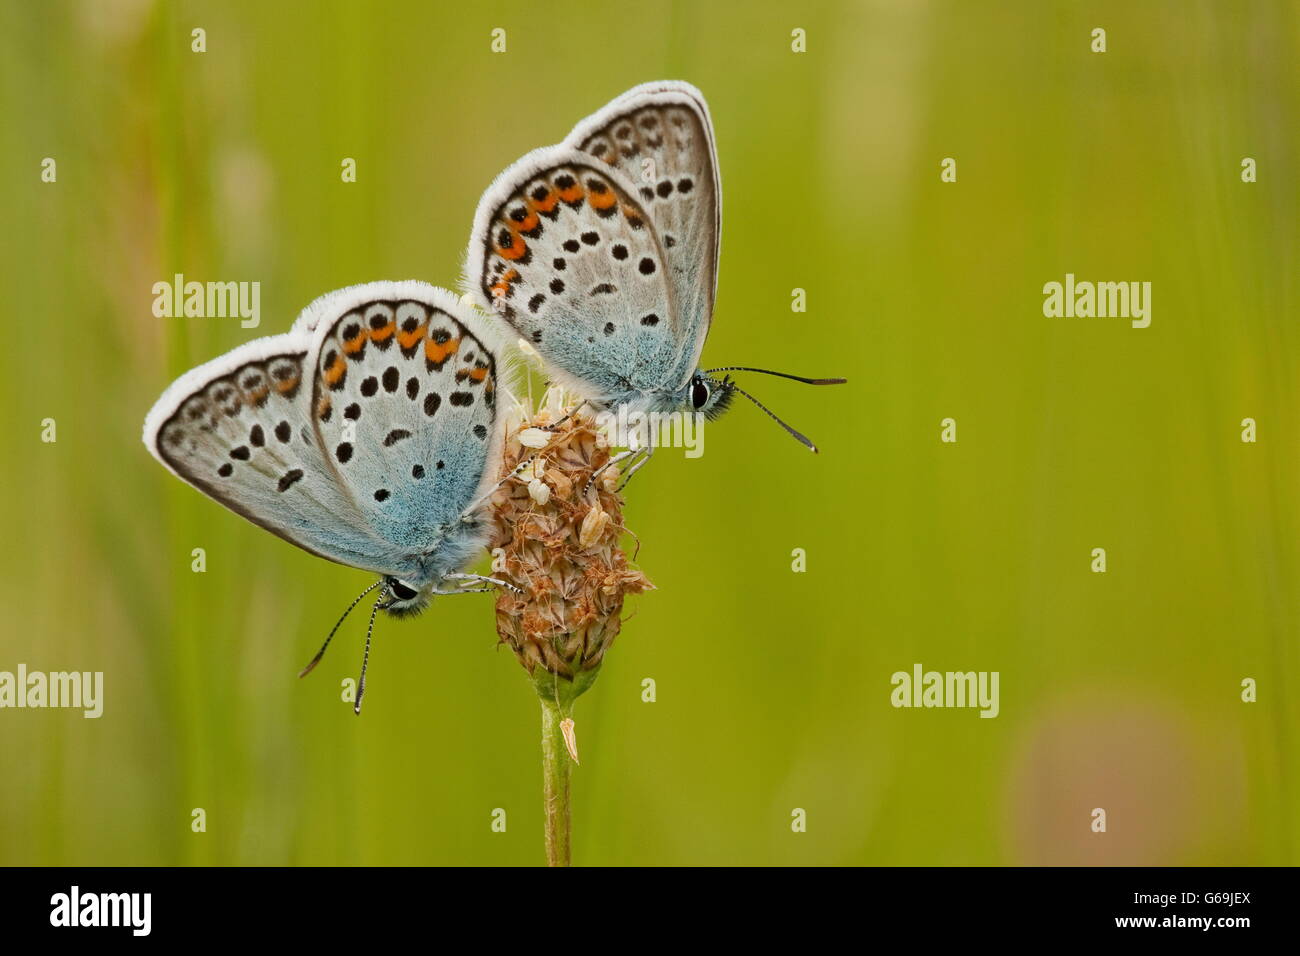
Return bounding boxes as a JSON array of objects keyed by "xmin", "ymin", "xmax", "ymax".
[
  {"xmin": 564, "ymin": 81, "xmax": 720, "ymax": 386},
  {"xmin": 144, "ymin": 330, "xmax": 400, "ymax": 572},
  {"xmin": 305, "ymin": 282, "xmax": 505, "ymax": 556},
  {"xmin": 144, "ymin": 282, "xmax": 504, "ymax": 580},
  {"xmin": 466, "ymin": 145, "xmax": 681, "ymax": 400}
]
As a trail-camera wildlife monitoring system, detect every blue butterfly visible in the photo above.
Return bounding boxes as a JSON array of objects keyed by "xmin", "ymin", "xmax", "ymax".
[
  {"xmin": 143, "ymin": 281, "xmax": 515, "ymax": 712},
  {"xmin": 466, "ymin": 81, "xmax": 845, "ymax": 482}
]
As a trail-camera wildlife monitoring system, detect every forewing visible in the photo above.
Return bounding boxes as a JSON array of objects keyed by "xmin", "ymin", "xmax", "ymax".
[
  {"xmin": 468, "ymin": 145, "xmax": 681, "ymax": 397},
  {"xmin": 566, "ymin": 82, "xmax": 720, "ymax": 381},
  {"xmin": 144, "ymin": 333, "xmax": 395, "ymax": 572},
  {"xmin": 308, "ymin": 283, "xmax": 502, "ymax": 554}
]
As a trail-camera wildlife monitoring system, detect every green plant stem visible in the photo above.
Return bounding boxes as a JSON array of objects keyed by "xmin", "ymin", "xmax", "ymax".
[{"xmin": 540, "ymin": 697, "xmax": 571, "ymax": 867}]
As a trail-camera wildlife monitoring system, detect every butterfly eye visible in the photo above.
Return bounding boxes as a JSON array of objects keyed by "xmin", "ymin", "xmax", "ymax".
[
  {"xmin": 690, "ymin": 380, "xmax": 710, "ymax": 410},
  {"xmin": 389, "ymin": 580, "xmax": 418, "ymax": 602}
]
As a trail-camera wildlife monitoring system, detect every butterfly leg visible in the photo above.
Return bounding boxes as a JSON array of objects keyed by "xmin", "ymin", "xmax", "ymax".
[
  {"xmin": 584, "ymin": 443, "xmax": 653, "ymax": 496},
  {"xmin": 539, "ymin": 399, "xmax": 592, "ymax": 432},
  {"xmin": 584, "ymin": 447, "xmax": 638, "ymax": 495},
  {"xmin": 442, "ymin": 572, "xmax": 524, "ymax": 595},
  {"xmin": 615, "ymin": 443, "xmax": 655, "ymax": 491},
  {"xmin": 460, "ymin": 454, "xmax": 543, "ymax": 521}
]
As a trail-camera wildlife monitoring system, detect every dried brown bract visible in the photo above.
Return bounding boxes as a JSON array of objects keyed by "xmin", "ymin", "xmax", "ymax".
[{"xmin": 488, "ymin": 390, "xmax": 653, "ymax": 701}]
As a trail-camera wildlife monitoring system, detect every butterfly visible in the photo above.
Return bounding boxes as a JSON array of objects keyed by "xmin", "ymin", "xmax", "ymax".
[
  {"xmin": 142, "ymin": 281, "xmax": 516, "ymax": 713},
  {"xmin": 465, "ymin": 80, "xmax": 846, "ymax": 482}
]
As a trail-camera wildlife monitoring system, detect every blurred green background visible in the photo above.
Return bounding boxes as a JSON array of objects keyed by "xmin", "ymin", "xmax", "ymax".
[{"xmin": 1, "ymin": 0, "xmax": 1296, "ymax": 866}]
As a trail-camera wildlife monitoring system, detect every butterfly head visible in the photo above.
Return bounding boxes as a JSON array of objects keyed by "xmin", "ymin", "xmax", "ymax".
[
  {"xmin": 691, "ymin": 366, "xmax": 848, "ymax": 453},
  {"xmin": 686, "ymin": 370, "xmax": 736, "ymax": 421},
  {"xmin": 381, "ymin": 576, "xmax": 431, "ymax": 617}
]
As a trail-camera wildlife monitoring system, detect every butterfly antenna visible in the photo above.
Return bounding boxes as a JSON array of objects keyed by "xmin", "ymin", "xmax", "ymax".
[
  {"xmin": 705, "ymin": 366, "xmax": 847, "ymax": 386},
  {"xmin": 353, "ymin": 587, "xmax": 388, "ymax": 716},
  {"xmin": 724, "ymin": 381, "xmax": 823, "ymax": 453},
  {"xmin": 298, "ymin": 579, "xmax": 383, "ymax": 679}
]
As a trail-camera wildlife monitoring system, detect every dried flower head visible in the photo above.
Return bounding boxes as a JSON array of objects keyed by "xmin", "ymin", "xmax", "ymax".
[{"xmin": 489, "ymin": 387, "xmax": 653, "ymax": 705}]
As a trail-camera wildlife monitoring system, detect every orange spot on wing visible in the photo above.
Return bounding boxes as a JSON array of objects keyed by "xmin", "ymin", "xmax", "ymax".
[
  {"xmin": 530, "ymin": 191, "xmax": 557, "ymax": 214},
  {"xmin": 425, "ymin": 336, "xmax": 460, "ymax": 365},
  {"xmin": 316, "ymin": 395, "xmax": 331, "ymax": 418},
  {"xmin": 369, "ymin": 320, "xmax": 396, "ymax": 343},
  {"xmin": 491, "ymin": 268, "xmax": 519, "ymax": 299},
  {"xmin": 342, "ymin": 329, "xmax": 368, "ymax": 354},
  {"xmin": 497, "ymin": 231, "xmax": 528, "ymax": 261},
  {"xmin": 275, "ymin": 374, "xmax": 300, "ymax": 394},
  {"xmin": 469, "ymin": 366, "xmax": 488, "ymax": 382},
  {"xmin": 557, "ymin": 181, "xmax": 584, "ymax": 204},
  {"xmin": 397, "ymin": 323, "xmax": 426, "ymax": 350},
  {"xmin": 589, "ymin": 189, "xmax": 617, "ymax": 211},
  {"xmin": 324, "ymin": 354, "xmax": 347, "ymax": 386}
]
